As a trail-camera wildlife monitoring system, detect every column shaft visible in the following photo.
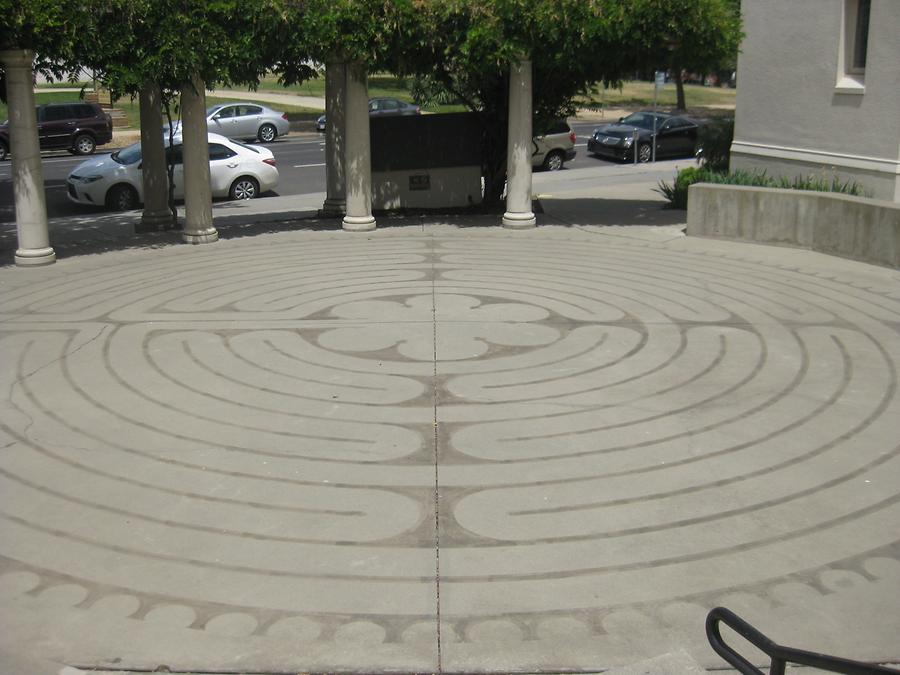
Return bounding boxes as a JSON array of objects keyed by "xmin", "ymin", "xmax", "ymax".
[
  {"xmin": 180, "ymin": 73, "xmax": 217, "ymax": 244},
  {"xmin": 321, "ymin": 61, "xmax": 347, "ymax": 217},
  {"xmin": 342, "ymin": 63, "xmax": 376, "ymax": 232},
  {"xmin": 502, "ymin": 59, "xmax": 537, "ymax": 229},
  {"xmin": 1, "ymin": 49, "xmax": 55, "ymax": 265},
  {"xmin": 138, "ymin": 81, "xmax": 172, "ymax": 231}
]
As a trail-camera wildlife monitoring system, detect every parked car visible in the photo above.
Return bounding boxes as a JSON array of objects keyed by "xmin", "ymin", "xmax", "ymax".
[
  {"xmin": 532, "ymin": 120, "xmax": 577, "ymax": 170},
  {"xmin": 0, "ymin": 102, "xmax": 113, "ymax": 160},
  {"xmin": 66, "ymin": 132, "xmax": 279, "ymax": 211},
  {"xmin": 316, "ymin": 97, "xmax": 421, "ymax": 131},
  {"xmin": 588, "ymin": 111, "xmax": 699, "ymax": 163},
  {"xmin": 164, "ymin": 102, "xmax": 290, "ymax": 143}
]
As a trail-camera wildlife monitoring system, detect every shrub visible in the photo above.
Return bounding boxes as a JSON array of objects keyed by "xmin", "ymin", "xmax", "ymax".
[
  {"xmin": 656, "ymin": 166, "xmax": 711, "ymax": 209},
  {"xmin": 696, "ymin": 117, "xmax": 734, "ymax": 172},
  {"xmin": 656, "ymin": 168, "xmax": 869, "ymax": 210}
]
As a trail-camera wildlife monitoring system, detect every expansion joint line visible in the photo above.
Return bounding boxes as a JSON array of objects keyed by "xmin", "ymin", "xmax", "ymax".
[{"xmin": 431, "ymin": 235, "xmax": 443, "ymax": 673}]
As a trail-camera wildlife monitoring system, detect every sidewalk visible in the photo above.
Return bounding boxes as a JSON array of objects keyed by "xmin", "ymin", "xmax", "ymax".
[{"xmin": 1, "ymin": 177, "xmax": 898, "ymax": 675}]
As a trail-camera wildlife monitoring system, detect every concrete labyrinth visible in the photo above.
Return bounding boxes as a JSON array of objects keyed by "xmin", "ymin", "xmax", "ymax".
[{"xmin": 0, "ymin": 228, "xmax": 899, "ymax": 672}]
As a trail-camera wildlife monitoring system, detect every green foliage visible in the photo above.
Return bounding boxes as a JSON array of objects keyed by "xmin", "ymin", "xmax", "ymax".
[
  {"xmin": 619, "ymin": 0, "xmax": 742, "ymax": 109},
  {"xmin": 657, "ymin": 167, "xmax": 869, "ymax": 210},
  {"xmin": 696, "ymin": 117, "xmax": 733, "ymax": 172}
]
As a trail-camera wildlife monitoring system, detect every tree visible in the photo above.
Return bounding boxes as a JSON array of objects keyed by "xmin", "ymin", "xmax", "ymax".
[
  {"xmin": 370, "ymin": 0, "xmax": 631, "ymax": 205},
  {"xmin": 623, "ymin": 0, "xmax": 743, "ymax": 110},
  {"xmin": 76, "ymin": 0, "xmax": 312, "ymax": 227}
]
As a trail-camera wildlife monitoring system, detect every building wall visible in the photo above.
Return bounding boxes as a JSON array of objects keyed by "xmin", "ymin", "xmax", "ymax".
[{"xmin": 731, "ymin": 0, "xmax": 900, "ymax": 201}]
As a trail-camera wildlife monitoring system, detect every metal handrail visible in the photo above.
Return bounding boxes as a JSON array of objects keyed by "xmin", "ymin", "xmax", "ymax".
[{"xmin": 706, "ymin": 607, "xmax": 899, "ymax": 675}]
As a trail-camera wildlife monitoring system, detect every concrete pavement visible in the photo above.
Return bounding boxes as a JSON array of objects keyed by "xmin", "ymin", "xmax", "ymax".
[{"xmin": 1, "ymin": 176, "xmax": 899, "ymax": 674}]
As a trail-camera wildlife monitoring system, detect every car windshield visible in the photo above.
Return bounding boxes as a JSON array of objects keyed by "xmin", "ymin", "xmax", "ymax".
[
  {"xmin": 111, "ymin": 142, "xmax": 142, "ymax": 165},
  {"xmin": 234, "ymin": 141, "xmax": 259, "ymax": 153},
  {"xmin": 621, "ymin": 112, "xmax": 664, "ymax": 130}
]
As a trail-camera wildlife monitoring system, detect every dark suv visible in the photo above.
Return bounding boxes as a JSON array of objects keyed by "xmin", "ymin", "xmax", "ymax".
[{"xmin": 0, "ymin": 102, "xmax": 113, "ymax": 160}]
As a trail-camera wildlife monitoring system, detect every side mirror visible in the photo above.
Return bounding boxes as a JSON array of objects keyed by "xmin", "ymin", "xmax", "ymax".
[{"xmin": 618, "ymin": 116, "xmax": 625, "ymax": 123}]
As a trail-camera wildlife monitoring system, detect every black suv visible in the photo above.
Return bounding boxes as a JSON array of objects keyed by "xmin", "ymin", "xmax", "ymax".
[{"xmin": 0, "ymin": 102, "xmax": 113, "ymax": 160}]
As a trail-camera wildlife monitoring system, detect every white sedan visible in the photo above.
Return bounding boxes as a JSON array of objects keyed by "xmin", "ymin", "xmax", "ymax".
[{"xmin": 66, "ymin": 132, "xmax": 279, "ymax": 211}]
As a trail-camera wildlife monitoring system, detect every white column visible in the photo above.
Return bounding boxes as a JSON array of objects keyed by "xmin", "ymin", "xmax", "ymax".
[
  {"xmin": 502, "ymin": 59, "xmax": 536, "ymax": 229},
  {"xmin": 137, "ymin": 80, "xmax": 172, "ymax": 231},
  {"xmin": 1, "ymin": 49, "xmax": 55, "ymax": 266},
  {"xmin": 180, "ymin": 73, "xmax": 217, "ymax": 244},
  {"xmin": 342, "ymin": 62, "xmax": 376, "ymax": 232},
  {"xmin": 320, "ymin": 61, "xmax": 347, "ymax": 217}
]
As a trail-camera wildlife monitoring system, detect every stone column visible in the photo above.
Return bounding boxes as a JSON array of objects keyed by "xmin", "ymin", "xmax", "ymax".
[
  {"xmin": 137, "ymin": 80, "xmax": 172, "ymax": 231},
  {"xmin": 341, "ymin": 62, "xmax": 376, "ymax": 232},
  {"xmin": 502, "ymin": 59, "xmax": 536, "ymax": 229},
  {"xmin": 180, "ymin": 73, "xmax": 217, "ymax": 244},
  {"xmin": 320, "ymin": 61, "xmax": 347, "ymax": 217},
  {"xmin": 1, "ymin": 49, "xmax": 55, "ymax": 265}
]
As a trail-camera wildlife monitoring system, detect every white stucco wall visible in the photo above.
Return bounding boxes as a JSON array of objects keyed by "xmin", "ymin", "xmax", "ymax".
[{"xmin": 731, "ymin": 0, "xmax": 900, "ymax": 201}]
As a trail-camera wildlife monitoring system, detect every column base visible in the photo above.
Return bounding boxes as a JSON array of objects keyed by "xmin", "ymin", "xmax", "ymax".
[
  {"xmin": 136, "ymin": 210, "xmax": 174, "ymax": 233},
  {"xmin": 15, "ymin": 246, "xmax": 56, "ymax": 266},
  {"xmin": 342, "ymin": 214, "xmax": 376, "ymax": 232},
  {"xmin": 502, "ymin": 211, "xmax": 537, "ymax": 229},
  {"xmin": 319, "ymin": 198, "xmax": 346, "ymax": 218},
  {"xmin": 182, "ymin": 228, "xmax": 219, "ymax": 245}
]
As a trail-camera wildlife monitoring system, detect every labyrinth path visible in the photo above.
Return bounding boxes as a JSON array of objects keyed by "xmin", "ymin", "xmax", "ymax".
[{"xmin": 1, "ymin": 228, "xmax": 898, "ymax": 671}]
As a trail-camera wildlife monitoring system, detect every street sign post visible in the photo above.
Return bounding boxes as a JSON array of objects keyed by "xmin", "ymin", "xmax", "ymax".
[{"xmin": 652, "ymin": 71, "xmax": 664, "ymax": 162}]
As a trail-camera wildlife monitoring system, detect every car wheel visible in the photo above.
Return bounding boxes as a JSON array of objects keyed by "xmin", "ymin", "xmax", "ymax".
[
  {"xmin": 73, "ymin": 134, "xmax": 96, "ymax": 155},
  {"xmin": 543, "ymin": 150, "xmax": 564, "ymax": 171},
  {"xmin": 106, "ymin": 184, "xmax": 138, "ymax": 211},
  {"xmin": 0, "ymin": 141, "xmax": 7, "ymax": 161},
  {"xmin": 258, "ymin": 124, "xmax": 277, "ymax": 143},
  {"xmin": 636, "ymin": 143, "xmax": 652, "ymax": 163},
  {"xmin": 230, "ymin": 176, "xmax": 259, "ymax": 200}
]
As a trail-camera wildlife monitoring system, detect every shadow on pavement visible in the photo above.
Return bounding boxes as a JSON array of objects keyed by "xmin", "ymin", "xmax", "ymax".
[{"xmin": 0, "ymin": 196, "xmax": 684, "ymax": 266}]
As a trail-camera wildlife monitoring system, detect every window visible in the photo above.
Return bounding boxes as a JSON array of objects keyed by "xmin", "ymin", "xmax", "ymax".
[
  {"xmin": 837, "ymin": 0, "xmax": 871, "ymax": 92},
  {"xmin": 41, "ymin": 105, "xmax": 74, "ymax": 122},
  {"xmin": 165, "ymin": 145, "xmax": 183, "ymax": 165},
  {"xmin": 213, "ymin": 107, "xmax": 235, "ymax": 119},
  {"xmin": 208, "ymin": 143, "xmax": 237, "ymax": 161},
  {"xmin": 71, "ymin": 104, "xmax": 92, "ymax": 119},
  {"xmin": 851, "ymin": 0, "xmax": 871, "ymax": 72}
]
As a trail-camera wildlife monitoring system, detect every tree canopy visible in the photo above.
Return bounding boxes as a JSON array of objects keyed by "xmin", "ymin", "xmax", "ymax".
[
  {"xmin": 619, "ymin": 0, "xmax": 742, "ymax": 109},
  {"xmin": 2, "ymin": 0, "xmax": 742, "ymax": 202}
]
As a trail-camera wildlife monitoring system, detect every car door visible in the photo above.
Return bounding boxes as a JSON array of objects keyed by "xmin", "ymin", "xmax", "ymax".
[
  {"xmin": 209, "ymin": 106, "xmax": 238, "ymax": 138},
  {"xmin": 38, "ymin": 105, "xmax": 75, "ymax": 148},
  {"xmin": 207, "ymin": 142, "xmax": 240, "ymax": 196},
  {"xmin": 166, "ymin": 144, "xmax": 185, "ymax": 198},
  {"xmin": 234, "ymin": 105, "xmax": 263, "ymax": 138},
  {"xmin": 380, "ymin": 99, "xmax": 401, "ymax": 116},
  {"xmin": 657, "ymin": 118, "xmax": 696, "ymax": 158}
]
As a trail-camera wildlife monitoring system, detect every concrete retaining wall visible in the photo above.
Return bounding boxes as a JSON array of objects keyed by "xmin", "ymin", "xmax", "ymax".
[{"xmin": 687, "ymin": 183, "xmax": 900, "ymax": 268}]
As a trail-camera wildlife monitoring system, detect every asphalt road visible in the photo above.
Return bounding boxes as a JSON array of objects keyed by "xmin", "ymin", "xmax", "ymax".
[{"xmin": 0, "ymin": 121, "xmax": 660, "ymax": 224}]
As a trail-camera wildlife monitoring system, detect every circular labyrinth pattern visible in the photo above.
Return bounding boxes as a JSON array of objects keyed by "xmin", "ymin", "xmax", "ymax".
[{"xmin": 1, "ymin": 230, "xmax": 899, "ymax": 668}]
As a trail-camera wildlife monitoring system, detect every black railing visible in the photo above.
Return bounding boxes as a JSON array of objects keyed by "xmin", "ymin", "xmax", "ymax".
[{"xmin": 706, "ymin": 607, "xmax": 899, "ymax": 675}]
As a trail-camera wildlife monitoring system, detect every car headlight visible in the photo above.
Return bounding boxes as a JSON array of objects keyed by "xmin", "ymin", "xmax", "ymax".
[
  {"xmin": 80, "ymin": 175, "xmax": 104, "ymax": 183},
  {"xmin": 623, "ymin": 137, "xmax": 634, "ymax": 147}
]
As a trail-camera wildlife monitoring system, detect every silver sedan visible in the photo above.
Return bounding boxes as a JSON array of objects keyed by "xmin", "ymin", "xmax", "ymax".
[{"xmin": 167, "ymin": 102, "xmax": 290, "ymax": 143}]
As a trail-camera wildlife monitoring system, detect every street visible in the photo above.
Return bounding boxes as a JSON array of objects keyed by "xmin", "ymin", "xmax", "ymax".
[{"xmin": 0, "ymin": 121, "xmax": 685, "ymax": 224}]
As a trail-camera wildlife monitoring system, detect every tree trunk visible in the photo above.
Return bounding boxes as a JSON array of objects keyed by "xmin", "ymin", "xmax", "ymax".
[
  {"xmin": 138, "ymin": 80, "xmax": 172, "ymax": 231},
  {"xmin": 479, "ymin": 78, "xmax": 509, "ymax": 208},
  {"xmin": 674, "ymin": 67, "xmax": 687, "ymax": 112}
]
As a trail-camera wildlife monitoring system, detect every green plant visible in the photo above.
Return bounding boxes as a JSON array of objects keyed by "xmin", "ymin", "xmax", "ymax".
[
  {"xmin": 655, "ymin": 166, "xmax": 710, "ymax": 209},
  {"xmin": 697, "ymin": 117, "xmax": 734, "ymax": 172},
  {"xmin": 656, "ymin": 167, "xmax": 869, "ymax": 210}
]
